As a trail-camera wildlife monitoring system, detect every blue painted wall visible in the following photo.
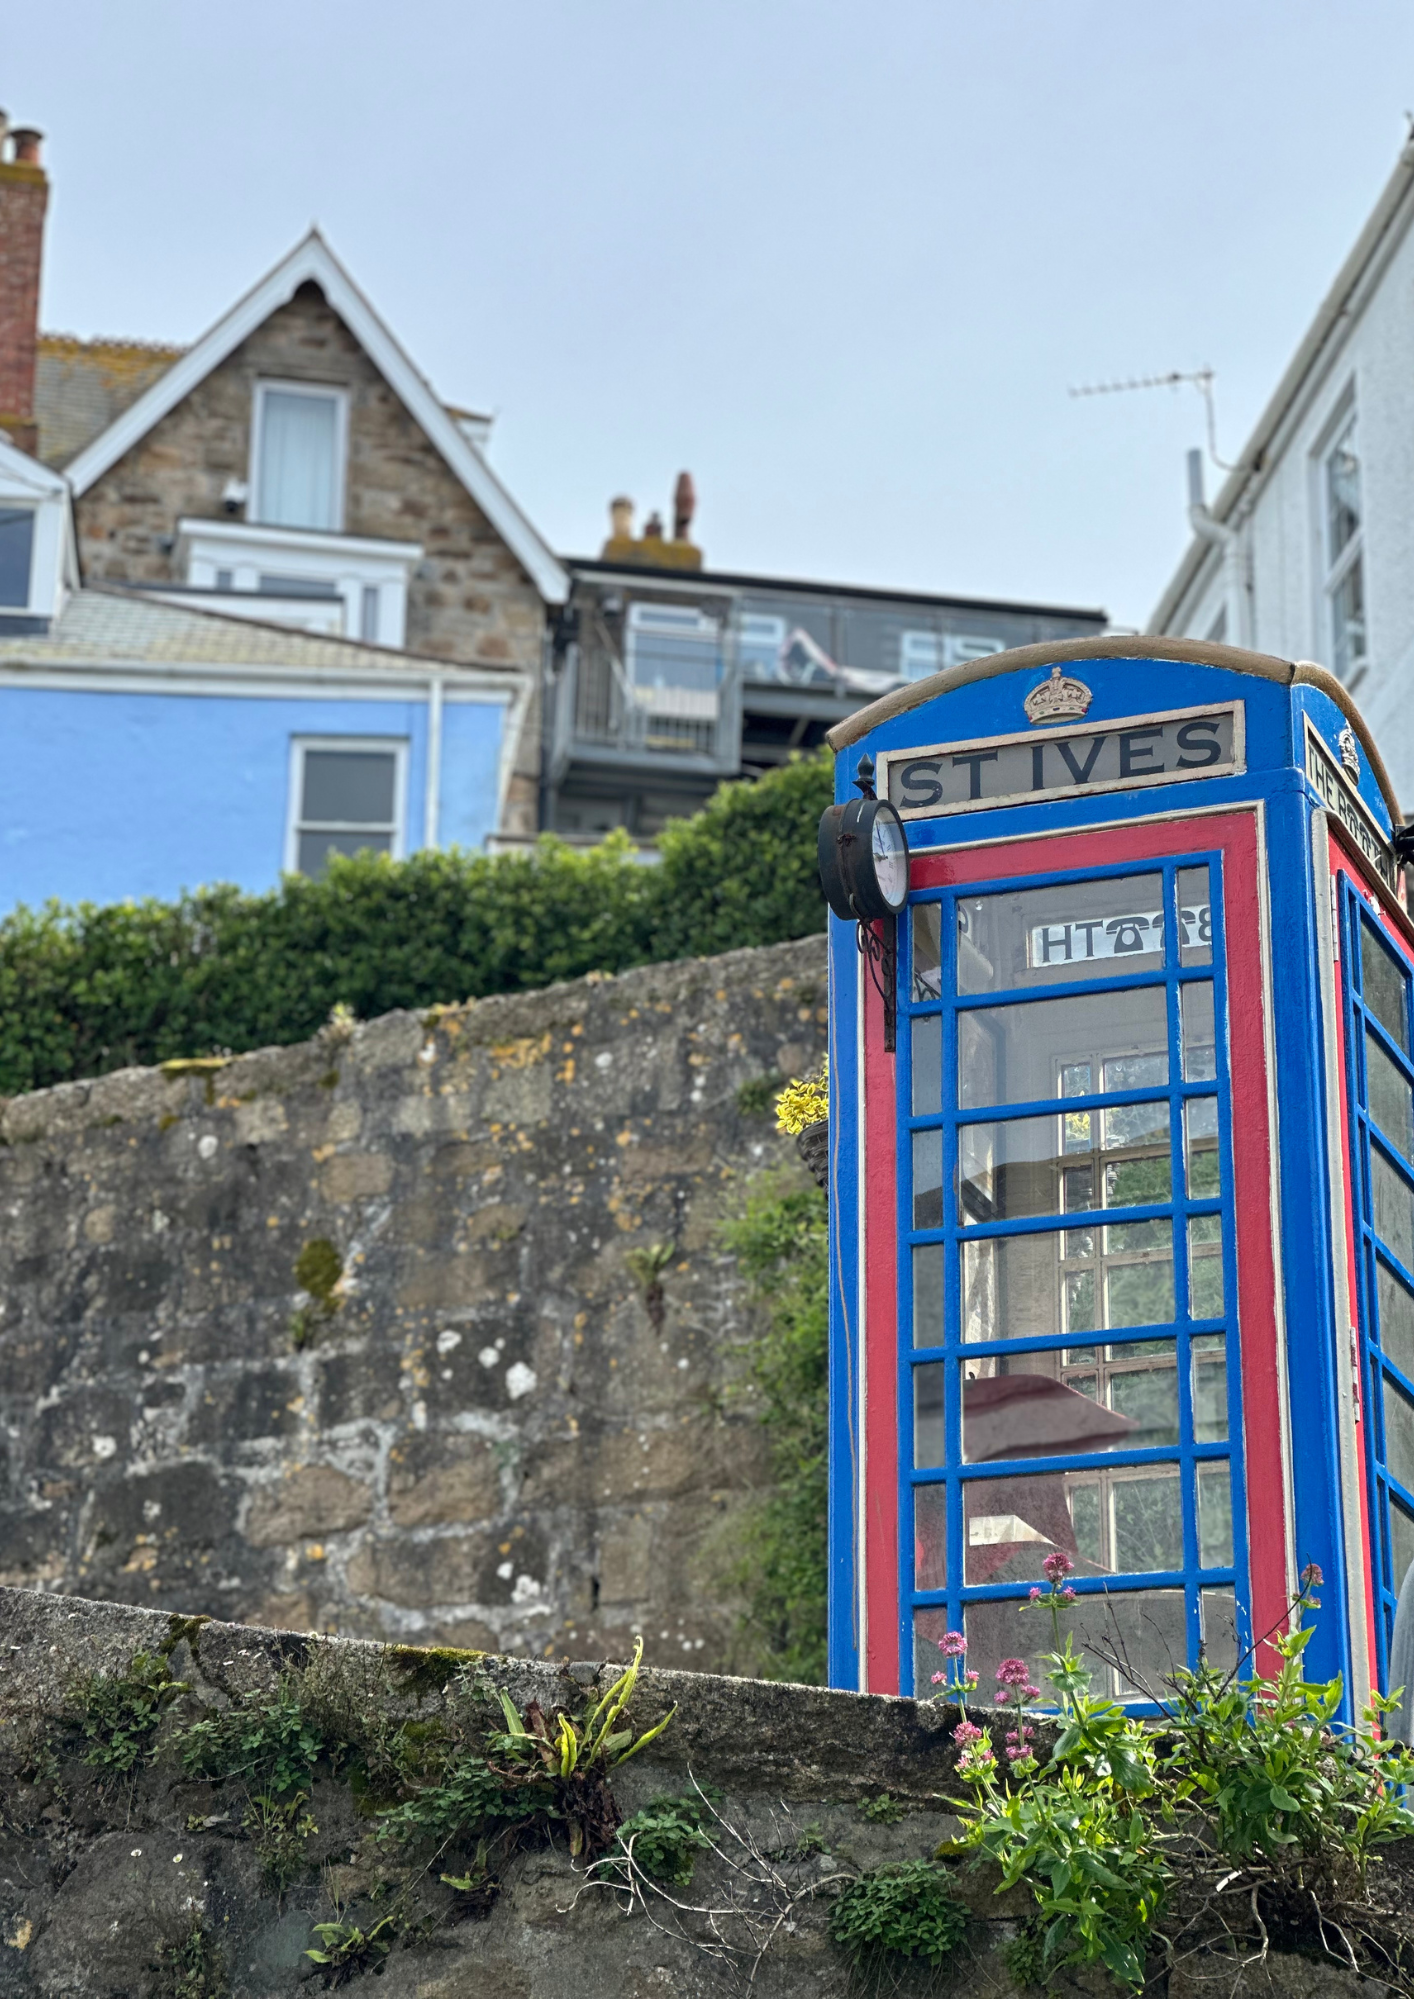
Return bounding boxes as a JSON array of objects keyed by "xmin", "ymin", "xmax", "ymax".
[{"xmin": 0, "ymin": 687, "xmax": 507, "ymax": 910}]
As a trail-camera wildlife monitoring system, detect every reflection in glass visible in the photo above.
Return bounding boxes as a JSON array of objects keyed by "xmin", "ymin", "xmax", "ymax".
[
  {"xmin": 1368, "ymin": 1030, "xmax": 1414, "ymax": 1164},
  {"xmin": 1182, "ymin": 982, "xmax": 1218, "ymax": 1082},
  {"xmin": 1378, "ymin": 1261, "xmax": 1414, "ymax": 1384},
  {"xmin": 960, "ymin": 1342, "xmax": 1180, "ymax": 1463},
  {"xmin": 913, "ymin": 1245, "xmax": 943, "ymax": 1348},
  {"xmin": 913, "ymin": 1606, "xmax": 958, "ymax": 1695},
  {"xmin": 1188, "ymin": 1215, "xmax": 1225, "ymax": 1319},
  {"xmin": 961, "ymin": 1464, "xmax": 1182, "ymax": 1582},
  {"xmin": 966, "ymin": 1588, "xmax": 1187, "ymax": 1702},
  {"xmin": 961, "ymin": 1220, "xmax": 1174, "ymax": 1343},
  {"xmin": 914, "ymin": 1484, "xmax": 947, "ymax": 1590},
  {"xmin": 913, "ymin": 1015, "xmax": 941, "ymax": 1116},
  {"xmin": 914, "ymin": 1362, "xmax": 945, "ymax": 1467},
  {"xmin": 1384, "ymin": 1377, "xmax": 1414, "ymax": 1503},
  {"xmin": 1363, "ymin": 924, "xmax": 1409, "ymax": 1055},
  {"xmin": 958, "ymin": 987, "xmax": 1169, "ymax": 1110},
  {"xmin": 955, "ymin": 874, "xmax": 1165, "ymax": 995},
  {"xmin": 1201, "ymin": 1586, "xmax": 1239, "ymax": 1674},
  {"xmin": 1185, "ymin": 1098, "xmax": 1220, "ymax": 1197},
  {"xmin": 913, "ymin": 902, "xmax": 943, "ymax": 1002},
  {"xmin": 1193, "ymin": 1335, "xmax": 1228, "ymax": 1441},
  {"xmin": 1177, "ymin": 866, "xmax": 1214, "ymax": 966},
  {"xmin": 1110, "ymin": 1470, "xmax": 1184, "ymax": 1573},
  {"xmin": 1392, "ymin": 1499, "xmax": 1414, "ymax": 1601},
  {"xmin": 957, "ymin": 1104, "xmax": 1169, "ymax": 1226},
  {"xmin": 1198, "ymin": 1463, "xmax": 1234, "ymax": 1567},
  {"xmin": 914, "ymin": 1129, "xmax": 943, "ymax": 1229},
  {"xmin": 1374, "ymin": 1147, "xmax": 1414, "ymax": 1275}
]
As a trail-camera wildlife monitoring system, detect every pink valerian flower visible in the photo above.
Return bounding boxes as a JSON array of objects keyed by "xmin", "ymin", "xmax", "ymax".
[
  {"xmin": 952, "ymin": 1719, "xmax": 984, "ymax": 1746},
  {"xmin": 1005, "ymin": 1720, "xmax": 1036, "ymax": 1763},
  {"xmin": 964, "ymin": 1669, "xmax": 979, "ymax": 1689},
  {"xmin": 930, "ymin": 1670, "xmax": 948, "ymax": 1686},
  {"xmin": 938, "ymin": 1630, "xmax": 968, "ymax": 1658},
  {"xmin": 1043, "ymin": 1550, "xmax": 1075, "ymax": 1584},
  {"xmin": 1027, "ymin": 1586, "xmax": 1042, "ymax": 1602},
  {"xmin": 995, "ymin": 1657, "xmax": 1032, "ymax": 1689},
  {"xmin": 1057, "ymin": 1586, "xmax": 1077, "ymax": 1604}
]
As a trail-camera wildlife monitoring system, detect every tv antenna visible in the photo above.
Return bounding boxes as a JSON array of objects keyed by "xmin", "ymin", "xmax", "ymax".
[{"xmin": 1068, "ymin": 366, "xmax": 1233, "ymax": 470}]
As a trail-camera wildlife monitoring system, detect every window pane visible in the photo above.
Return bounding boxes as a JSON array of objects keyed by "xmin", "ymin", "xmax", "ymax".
[
  {"xmin": 956, "ymin": 874, "xmax": 1165, "ymax": 995},
  {"xmin": 258, "ymin": 387, "xmax": 339, "ymax": 530},
  {"xmin": 1384, "ymin": 1376, "xmax": 1414, "ymax": 1503},
  {"xmin": 0, "ymin": 507, "xmax": 35, "ymax": 607},
  {"xmin": 1185, "ymin": 1098, "xmax": 1220, "ymax": 1196},
  {"xmin": 1188, "ymin": 1215, "xmax": 1224, "ymax": 1319},
  {"xmin": 966, "ymin": 1588, "xmax": 1186, "ymax": 1702},
  {"xmin": 913, "ymin": 1245, "xmax": 943, "ymax": 1348},
  {"xmin": 1368, "ymin": 1032, "xmax": 1414, "ymax": 1165},
  {"xmin": 963, "ymin": 1467, "xmax": 1182, "ymax": 1582},
  {"xmin": 1181, "ymin": 982, "xmax": 1217, "ymax": 1082},
  {"xmin": 1391, "ymin": 1498, "xmax": 1414, "ymax": 1602},
  {"xmin": 1193, "ymin": 1335, "xmax": 1228, "ymax": 1442},
  {"xmin": 960, "ymin": 1342, "xmax": 1179, "ymax": 1463},
  {"xmin": 1331, "ymin": 556, "xmax": 1367, "ymax": 684},
  {"xmin": 913, "ymin": 1606, "xmax": 959, "ymax": 1694},
  {"xmin": 297, "ymin": 829, "xmax": 393, "ymax": 878},
  {"xmin": 912, "ymin": 1015, "xmax": 940, "ymax": 1114},
  {"xmin": 1111, "ymin": 1469, "xmax": 1183, "ymax": 1572},
  {"xmin": 914, "ymin": 1362, "xmax": 945, "ymax": 1467},
  {"xmin": 1176, "ymin": 866, "xmax": 1213, "ymax": 967},
  {"xmin": 914, "ymin": 1484, "xmax": 947, "ymax": 1590},
  {"xmin": 302, "ymin": 749, "xmax": 397, "ymax": 824},
  {"xmin": 1327, "ymin": 416, "xmax": 1362, "ymax": 558},
  {"xmin": 958, "ymin": 1104, "xmax": 1169, "ymax": 1226},
  {"xmin": 912, "ymin": 902, "xmax": 942, "ymax": 1001},
  {"xmin": 1201, "ymin": 1585, "xmax": 1239, "ymax": 1674},
  {"xmin": 913, "ymin": 1129, "xmax": 942, "ymax": 1229},
  {"xmin": 962, "ymin": 1221, "xmax": 1174, "ymax": 1343},
  {"xmin": 1378, "ymin": 1262, "xmax": 1414, "ymax": 1384},
  {"xmin": 1374, "ymin": 1148, "xmax": 1414, "ymax": 1274},
  {"xmin": 1363, "ymin": 927, "xmax": 1409, "ymax": 1054},
  {"xmin": 958, "ymin": 987, "xmax": 1168, "ymax": 1110},
  {"xmin": 1198, "ymin": 1462, "xmax": 1233, "ymax": 1567}
]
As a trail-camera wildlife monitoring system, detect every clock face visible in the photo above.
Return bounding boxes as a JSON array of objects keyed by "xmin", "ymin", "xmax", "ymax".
[{"xmin": 872, "ymin": 807, "xmax": 909, "ymax": 910}]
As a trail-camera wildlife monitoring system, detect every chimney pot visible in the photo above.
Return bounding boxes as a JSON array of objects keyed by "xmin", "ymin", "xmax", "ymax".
[
  {"xmin": 10, "ymin": 128, "xmax": 42, "ymax": 166},
  {"xmin": 672, "ymin": 470, "xmax": 696, "ymax": 542}
]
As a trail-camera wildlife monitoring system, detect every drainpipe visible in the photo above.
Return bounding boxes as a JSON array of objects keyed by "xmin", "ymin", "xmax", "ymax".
[
  {"xmin": 1187, "ymin": 449, "xmax": 1251, "ymax": 647},
  {"xmin": 424, "ymin": 674, "xmax": 444, "ymax": 851}
]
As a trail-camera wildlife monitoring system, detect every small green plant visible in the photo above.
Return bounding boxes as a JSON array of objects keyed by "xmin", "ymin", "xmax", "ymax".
[
  {"xmin": 177, "ymin": 1680, "xmax": 336, "ymax": 1796},
  {"xmin": 306, "ymin": 1911, "xmax": 400, "ymax": 1983},
  {"xmin": 152, "ymin": 1924, "xmax": 225, "ymax": 1998},
  {"xmin": 612, "ymin": 1793, "xmax": 715, "ymax": 1887},
  {"xmin": 736, "ymin": 1072, "xmax": 785, "ymax": 1118},
  {"xmin": 857, "ymin": 1790, "xmax": 904, "ymax": 1823},
  {"xmin": 291, "ymin": 1237, "xmax": 343, "ymax": 1348},
  {"xmin": 376, "ymin": 1752, "xmax": 525, "ymax": 1850},
  {"xmin": 827, "ymin": 1860, "xmax": 970, "ymax": 1980},
  {"xmin": 68, "ymin": 1618, "xmax": 202, "ymax": 1772},
  {"xmin": 244, "ymin": 1789, "xmax": 319, "ymax": 1893}
]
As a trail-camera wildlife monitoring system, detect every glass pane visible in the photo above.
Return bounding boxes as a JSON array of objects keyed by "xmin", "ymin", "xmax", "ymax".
[
  {"xmin": 914, "ymin": 1362, "xmax": 945, "ymax": 1467},
  {"xmin": 1198, "ymin": 1462, "xmax": 1234, "ymax": 1567},
  {"xmin": 258, "ymin": 387, "xmax": 340, "ymax": 529},
  {"xmin": 1193, "ymin": 1335, "xmax": 1228, "ymax": 1442},
  {"xmin": 1384, "ymin": 1376, "xmax": 1414, "ymax": 1502},
  {"xmin": 1328, "ymin": 415, "xmax": 1361, "ymax": 558},
  {"xmin": 962, "ymin": 1221, "xmax": 1174, "ymax": 1343},
  {"xmin": 958, "ymin": 1105, "xmax": 1169, "ymax": 1226},
  {"xmin": 913, "ymin": 1606, "xmax": 960, "ymax": 1695},
  {"xmin": 1374, "ymin": 1148, "xmax": 1414, "ymax": 1274},
  {"xmin": 1201, "ymin": 1586, "xmax": 1239, "ymax": 1675},
  {"xmin": 297, "ymin": 828, "xmax": 393, "ymax": 878},
  {"xmin": 1378, "ymin": 1262, "xmax": 1414, "ymax": 1384},
  {"xmin": 1185, "ymin": 1098, "xmax": 1220, "ymax": 1196},
  {"xmin": 912, "ymin": 902, "xmax": 942, "ymax": 1002},
  {"xmin": 960, "ymin": 1341, "xmax": 1179, "ymax": 1463},
  {"xmin": 912, "ymin": 1015, "xmax": 941, "ymax": 1115},
  {"xmin": 966, "ymin": 1588, "xmax": 1187, "ymax": 1703},
  {"xmin": 958, "ymin": 987, "xmax": 1168, "ymax": 1110},
  {"xmin": 914, "ymin": 1484, "xmax": 947, "ymax": 1590},
  {"xmin": 302, "ymin": 749, "xmax": 397, "ymax": 825},
  {"xmin": 913, "ymin": 1245, "xmax": 943, "ymax": 1348},
  {"xmin": 1331, "ymin": 555, "xmax": 1367, "ymax": 684},
  {"xmin": 1177, "ymin": 866, "xmax": 1213, "ymax": 967},
  {"xmin": 1390, "ymin": 1499, "xmax": 1414, "ymax": 1603},
  {"xmin": 1362, "ymin": 925, "xmax": 1409, "ymax": 1055},
  {"xmin": 913, "ymin": 1130, "xmax": 942, "ymax": 1229},
  {"xmin": 956, "ymin": 874, "xmax": 1165, "ymax": 994},
  {"xmin": 1368, "ymin": 1031, "xmax": 1414, "ymax": 1164},
  {"xmin": 0, "ymin": 506, "xmax": 35, "ymax": 607},
  {"xmin": 1188, "ymin": 1215, "xmax": 1225, "ymax": 1319},
  {"xmin": 964, "ymin": 1467, "xmax": 1183, "ymax": 1579},
  {"xmin": 1181, "ymin": 982, "xmax": 1217, "ymax": 1082}
]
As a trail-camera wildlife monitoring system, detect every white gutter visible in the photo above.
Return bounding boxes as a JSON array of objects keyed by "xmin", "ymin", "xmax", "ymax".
[{"xmin": 1185, "ymin": 450, "xmax": 1250, "ymax": 646}]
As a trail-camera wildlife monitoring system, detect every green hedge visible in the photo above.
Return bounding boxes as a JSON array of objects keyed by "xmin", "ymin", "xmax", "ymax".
[{"xmin": 0, "ymin": 752, "xmax": 833, "ymax": 1097}]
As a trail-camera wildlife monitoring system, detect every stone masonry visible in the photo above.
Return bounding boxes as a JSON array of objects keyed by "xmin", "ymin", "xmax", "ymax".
[{"xmin": 0, "ymin": 937, "xmax": 827, "ymax": 1672}]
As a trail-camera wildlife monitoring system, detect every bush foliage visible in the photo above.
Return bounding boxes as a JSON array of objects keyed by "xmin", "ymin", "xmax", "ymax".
[{"xmin": 0, "ymin": 752, "xmax": 832, "ymax": 1097}]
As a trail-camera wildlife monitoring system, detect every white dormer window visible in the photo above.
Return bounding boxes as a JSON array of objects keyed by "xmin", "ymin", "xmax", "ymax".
[
  {"xmin": 251, "ymin": 381, "xmax": 347, "ymax": 532},
  {"xmin": 0, "ymin": 507, "xmax": 35, "ymax": 607}
]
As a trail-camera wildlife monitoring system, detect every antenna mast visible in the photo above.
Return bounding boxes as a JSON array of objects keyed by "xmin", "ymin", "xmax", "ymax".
[{"xmin": 1069, "ymin": 367, "xmax": 1232, "ymax": 470}]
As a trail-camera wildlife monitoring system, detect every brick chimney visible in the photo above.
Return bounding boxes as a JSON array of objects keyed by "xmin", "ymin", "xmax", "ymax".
[{"xmin": 0, "ymin": 115, "xmax": 48, "ymax": 457}]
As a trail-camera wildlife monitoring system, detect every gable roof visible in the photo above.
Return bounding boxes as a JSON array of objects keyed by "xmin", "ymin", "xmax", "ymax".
[
  {"xmin": 1149, "ymin": 137, "xmax": 1414, "ymax": 634},
  {"xmin": 62, "ymin": 230, "xmax": 569, "ymax": 606}
]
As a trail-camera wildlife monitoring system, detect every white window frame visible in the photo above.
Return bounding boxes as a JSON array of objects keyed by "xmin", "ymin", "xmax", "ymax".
[
  {"xmin": 250, "ymin": 379, "xmax": 350, "ymax": 534},
  {"xmin": 284, "ymin": 735, "xmax": 409, "ymax": 876},
  {"xmin": 1313, "ymin": 390, "xmax": 1368, "ymax": 689}
]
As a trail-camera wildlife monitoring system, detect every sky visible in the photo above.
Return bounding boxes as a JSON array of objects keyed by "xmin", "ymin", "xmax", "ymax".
[{"xmin": 9, "ymin": 2, "xmax": 1414, "ymax": 629}]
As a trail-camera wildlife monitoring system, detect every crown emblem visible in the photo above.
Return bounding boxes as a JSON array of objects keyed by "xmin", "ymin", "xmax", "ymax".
[
  {"xmin": 1338, "ymin": 724, "xmax": 1361, "ymax": 781},
  {"xmin": 1024, "ymin": 665, "xmax": 1094, "ymax": 726}
]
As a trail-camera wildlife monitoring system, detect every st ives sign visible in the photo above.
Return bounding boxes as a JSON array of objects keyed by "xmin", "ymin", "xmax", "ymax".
[{"xmin": 880, "ymin": 702, "xmax": 1244, "ymax": 819}]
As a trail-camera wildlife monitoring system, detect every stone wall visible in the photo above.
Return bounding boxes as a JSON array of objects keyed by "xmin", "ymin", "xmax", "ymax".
[{"xmin": 0, "ymin": 937, "xmax": 827, "ymax": 1673}]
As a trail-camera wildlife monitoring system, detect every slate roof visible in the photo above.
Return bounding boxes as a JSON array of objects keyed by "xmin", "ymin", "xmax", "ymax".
[
  {"xmin": 0, "ymin": 586, "xmax": 517, "ymax": 677},
  {"xmin": 33, "ymin": 335, "xmax": 185, "ymax": 470}
]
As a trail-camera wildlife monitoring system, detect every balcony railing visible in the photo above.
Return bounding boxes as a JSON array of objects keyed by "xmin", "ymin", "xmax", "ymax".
[{"xmin": 551, "ymin": 613, "xmax": 742, "ymax": 776}]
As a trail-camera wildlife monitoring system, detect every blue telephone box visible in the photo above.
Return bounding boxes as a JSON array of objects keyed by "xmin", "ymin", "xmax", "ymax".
[{"xmin": 821, "ymin": 635, "xmax": 1412, "ymax": 1722}]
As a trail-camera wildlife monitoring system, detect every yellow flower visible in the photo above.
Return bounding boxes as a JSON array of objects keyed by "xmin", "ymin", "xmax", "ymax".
[{"xmin": 774, "ymin": 1058, "xmax": 828, "ymax": 1135}]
